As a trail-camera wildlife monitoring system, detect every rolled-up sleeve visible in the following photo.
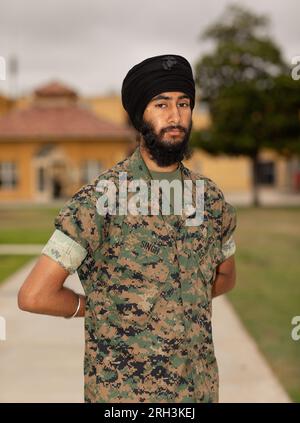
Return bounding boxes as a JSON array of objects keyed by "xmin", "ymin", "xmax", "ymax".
[
  {"xmin": 221, "ymin": 234, "xmax": 236, "ymax": 260},
  {"xmin": 220, "ymin": 200, "xmax": 237, "ymax": 262},
  {"xmin": 41, "ymin": 197, "xmax": 92, "ymax": 274},
  {"xmin": 41, "ymin": 229, "xmax": 88, "ymax": 274}
]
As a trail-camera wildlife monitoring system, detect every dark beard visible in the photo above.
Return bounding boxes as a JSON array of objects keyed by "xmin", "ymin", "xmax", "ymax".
[{"xmin": 139, "ymin": 118, "xmax": 193, "ymax": 167}]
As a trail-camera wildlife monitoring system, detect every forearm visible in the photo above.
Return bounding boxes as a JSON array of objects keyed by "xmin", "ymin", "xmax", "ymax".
[
  {"xmin": 211, "ymin": 270, "xmax": 235, "ymax": 298},
  {"xmin": 20, "ymin": 286, "xmax": 86, "ymax": 318}
]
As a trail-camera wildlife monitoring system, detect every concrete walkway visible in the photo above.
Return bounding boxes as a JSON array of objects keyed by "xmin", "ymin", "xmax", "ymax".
[
  {"xmin": 225, "ymin": 189, "xmax": 300, "ymax": 206},
  {"xmin": 0, "ymin": 257, "xmax": 291, "ymax": 403},
  {"xmin": 0, "ymin": 245, "xmax": 44, "ymax": 255},
  {"xmin": 212, "ymin": 297, "xmax": 291, "ymax": 402},
  {"xmin": 0, "ymin": 258, "xmax": 85, "ymax": 403}
]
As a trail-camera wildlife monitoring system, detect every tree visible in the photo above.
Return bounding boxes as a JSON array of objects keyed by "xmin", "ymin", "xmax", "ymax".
[{"xmin": 192, "ymin": 4, "xmax": 300, "ymax": 206}]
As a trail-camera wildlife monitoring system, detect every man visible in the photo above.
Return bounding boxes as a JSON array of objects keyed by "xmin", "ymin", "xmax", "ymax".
[{"xmin": 18, "ymin": 54, "xmax": 237, "ymax": 403}]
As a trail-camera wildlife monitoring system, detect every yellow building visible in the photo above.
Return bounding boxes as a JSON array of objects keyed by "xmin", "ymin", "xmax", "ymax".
[
  {"xmin": 0, "ymin": 81, "xmax": 135, "ymax": 202},
  {"xmin": 0, "ymin": 93, "xmax": 14, "ymax": 116},
  {"xmin": 0, "ymin": 81, "xmax": 299, "ymax": 204}
]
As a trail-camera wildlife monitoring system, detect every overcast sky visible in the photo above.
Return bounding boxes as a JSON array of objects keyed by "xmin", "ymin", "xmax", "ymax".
[{"xmin": 0, "ymin": 0, "xmax": 299, "ymax": 98}]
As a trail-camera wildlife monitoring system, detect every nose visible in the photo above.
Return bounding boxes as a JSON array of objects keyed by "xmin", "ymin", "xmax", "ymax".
[{"xmin": 167, "ymin": 103, "xmax": 180, "ymax": 125}]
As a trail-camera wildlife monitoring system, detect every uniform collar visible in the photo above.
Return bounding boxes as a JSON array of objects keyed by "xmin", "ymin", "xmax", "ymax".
[
  {"xmin": 127, "ymin": 145, "xmax": 201, "ymax": 224},
  {"xmin": 128, "ymin": 144, "xmax": 191, "ymax": 181}
]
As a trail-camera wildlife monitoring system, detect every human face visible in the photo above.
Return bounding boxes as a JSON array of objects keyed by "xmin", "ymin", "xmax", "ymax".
[
  {"xmin": 142, "ymin": 91, "xmax": 192, "ymax": 143},
  {"xmin": 140, "ymin": 91, "xmax": 193, "ymax": 167}
]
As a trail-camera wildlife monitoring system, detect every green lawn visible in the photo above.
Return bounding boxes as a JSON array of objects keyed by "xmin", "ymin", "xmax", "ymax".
[
  {"xmin": 0, "ymin": 255, "xmax": 37, "ymax": 284},
  {"xmin": 0, "ymin": 207, "xmax": 60, "ymax": 244},
  {"xmin": 0, "ymin": 205, "xmax": 299, "ymax": 401},
  {"xmin": 0, "ymin": 207, "xmax": 61, "ymax": 284},
  {"xmin": 228, "ymin": 206, "xmax": 300, "ymax": 403}
]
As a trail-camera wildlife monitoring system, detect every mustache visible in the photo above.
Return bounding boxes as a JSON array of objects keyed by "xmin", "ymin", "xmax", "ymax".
[{"xmin": 161, "ymin": 125, "xmax": 186, "ymax": 134}]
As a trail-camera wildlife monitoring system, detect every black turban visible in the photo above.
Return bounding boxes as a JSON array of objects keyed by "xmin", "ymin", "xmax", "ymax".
[{"xmin": 121, "ymin": 54, "xmax": 195, "ymax": 131}]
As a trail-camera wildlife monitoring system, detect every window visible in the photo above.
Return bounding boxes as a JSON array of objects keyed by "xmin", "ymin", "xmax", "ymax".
[
  {"xmin": 37, "ymin": 167, "xmax": 45, "ymax": 192},
  {"xmin": 256, "ymin": 161, "xmax": 275, "ymax": 185},
  {"xmin": 0, "ymin": 161, "xmax": 18, "ymax": 189},
  {"xmin": 81, "ymin": 160, "xmax": 103, "ymax": 184}
]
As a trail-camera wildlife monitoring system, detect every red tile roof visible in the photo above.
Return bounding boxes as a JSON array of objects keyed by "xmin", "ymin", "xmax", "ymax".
[
  {"xmin": 0, "ymin": 80, "xmax": 135, "ymax": 140},
  {"xmin": 34, "ymin": 80, "xmax": 78, "ymax": 98},
  {"xmin": 0, "ymin": 104, "xmax": 134, "ymax": 139}
]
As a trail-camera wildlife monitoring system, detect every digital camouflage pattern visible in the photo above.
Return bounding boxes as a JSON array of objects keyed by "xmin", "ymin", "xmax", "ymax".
[{"xmin": 51, "ymin": 145, "xmax": 237, "ymax": 403}]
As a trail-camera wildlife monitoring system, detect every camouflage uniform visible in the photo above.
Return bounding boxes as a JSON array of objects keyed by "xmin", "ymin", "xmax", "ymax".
[{"xmin": 41, "ymin": 145, "xmax": 237, "ymax": 403}]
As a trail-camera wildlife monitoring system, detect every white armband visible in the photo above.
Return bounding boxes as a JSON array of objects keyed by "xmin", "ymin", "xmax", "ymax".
[
  {"xmin": 221, "ymin": 235, "xmax": 236, "ymax": 260},
  {"xmin": 41, "ymin": 229, "xmax": 88, "ymax": 274}
]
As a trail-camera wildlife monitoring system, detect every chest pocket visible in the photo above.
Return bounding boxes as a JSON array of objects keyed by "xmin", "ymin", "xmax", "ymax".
[{"xmin": 104, "ymin": 216, "xmax": 171, "ymax": 330}]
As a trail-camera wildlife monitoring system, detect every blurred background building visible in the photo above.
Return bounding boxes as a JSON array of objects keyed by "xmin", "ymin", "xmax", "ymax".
[
  {"xmin": 0, "ymin": 80, "xmax": 135, "ymax": 202},
  {"xmin": 0, "ymin": 78, "xmax": 299, "ymax": 203}
]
